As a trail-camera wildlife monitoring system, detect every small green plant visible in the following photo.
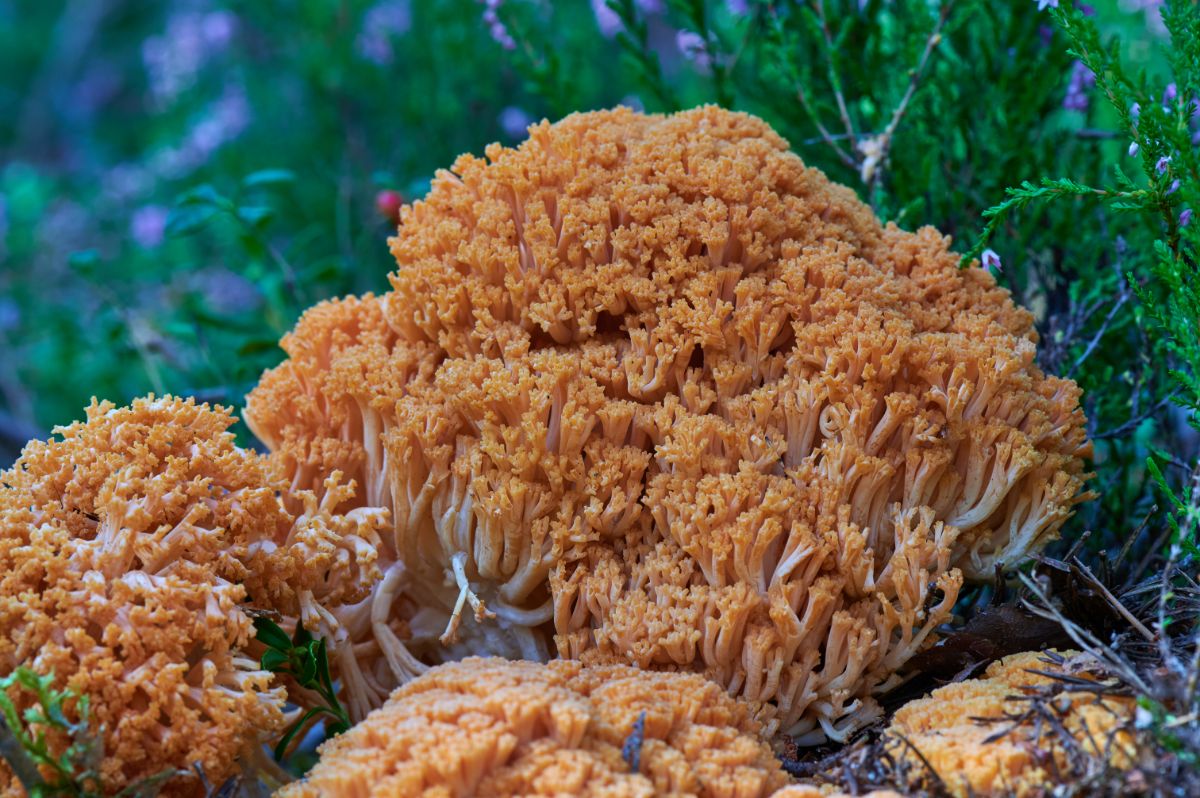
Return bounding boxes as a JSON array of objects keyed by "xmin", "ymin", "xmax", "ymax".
[
  {"xmin": 0, "ymin": 667, "xmax": 178, "ymax": 797},
  {"xmin": 252, "ymin": 617, "xmax": 350, "ymax": 761}
]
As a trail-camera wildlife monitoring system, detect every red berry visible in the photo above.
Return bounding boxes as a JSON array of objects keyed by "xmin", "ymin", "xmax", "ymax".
[{"xmin": 375, "ymin": 190, "xmax": 404, "ymax": 224}]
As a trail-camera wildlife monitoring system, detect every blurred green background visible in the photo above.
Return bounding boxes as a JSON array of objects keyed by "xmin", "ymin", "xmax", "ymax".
[{"xmin": 0, "ymin": 0, "xmax": 1178, "ymax": 483}]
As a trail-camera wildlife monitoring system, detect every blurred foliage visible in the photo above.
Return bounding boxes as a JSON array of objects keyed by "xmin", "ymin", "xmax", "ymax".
[{"xmin": 0, "ymin": 0, "xmax": 1194, "ymax": 564}]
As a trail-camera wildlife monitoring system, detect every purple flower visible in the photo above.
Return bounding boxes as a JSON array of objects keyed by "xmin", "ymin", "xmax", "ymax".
[
  {"xmin": 479, "ymin": 0, "xmax": 515, "ymax": 49},
  {"xmin": 197, "ymin": 268, "xmax": 262, "ymax": 314},
  {"xmin": 1036, "ymin": 0, "xmax": 1058, "ymax": 10},
  {"xmin": 1167, "ymin": 179, "xmax": 1180, "ymax": 196},
  {"xmin": 356, "ymin": 1, "xmax": 412, "ymax": 65},
  {"xmin": 726, "ymin": 0, "xmax": 750, "ymax": 13},
  {"xmin": 636, "ymin": 0, "xmax": 664, "ymax": 12},
  {"xmin": 1181, "ymin": 208, "xmax": 1193, "ymax": 228},
  {"xmin": 1128, "ymin": 141, "xmax": 1140, "ymax": 157},
  {"xmin": 591, "ymin": 0, "xmax": 622, "ymax": 37},
  {"xmin": 1156, "ymin": 155, "xmax": 1172, "ymax": 174},
  {"xmin": 150, "ymin": 85, "xmax": 250, "ymax": 178},
  {"xmin": 1130, "ymin": 102, "xmax": 1141, "ymax": 118},
  {"xmin": 131, "ymin": 205, "xmax": 168, "ymax": 249},
  {"xmin": 498, "ymin": 106, "xmax": 533, "ymax": 139},
  {"xmin": 202, "ymin": 11, "xmax": 237, "ymax": 48},
  {"xmin": 1163, "ymin": 82, "xmax": 1177, "ymax": 107},
  {"xmin": 981, "ymin": 249, "xmax": 1002, "ymax": 272},
  {"xmin": 0, "ymin": 193, "xmax": 7, "ymax": 262},
  {"xmin": 1062, "ymin": 60, "xmax": 1095, "ymax": 112},
  {"xmin": 490, "ymin": 22, "xmax": 515, "ymax": 49},
  {"xmin": 142, "ymin": 10, "xmax": 238, "ymax": 107},
  {"xmin": 0, "ymin": 297, "xmax": 18, "ymax": 333},
  {"xmin": 676, "ymin": 30, "xmax": 711, "ymax": 70}
]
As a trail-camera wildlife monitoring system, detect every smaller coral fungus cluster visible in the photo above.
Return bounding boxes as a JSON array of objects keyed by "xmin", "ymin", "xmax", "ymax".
[
  {"xmin": 280, "ymin": 656, "xmax": 792, "ymax": 798},
  {"xmin": 0, "ymin": 396, "xmax": 386, "ymax": 795},
  {"xmin": 883, "ymin": 650, "xmax": 1136, "ymax": 797}
]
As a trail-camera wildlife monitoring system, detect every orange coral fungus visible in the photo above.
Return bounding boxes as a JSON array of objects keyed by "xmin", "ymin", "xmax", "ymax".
[
  {"xmin": 884, "ymin": 650, "xmax": 1136, "ymax": 797},
  {"xmin": 0, "ymin": 396, "xmax": 386, "ymax": 795},
  {"xmin": 771, "ymin": 789, "xmax": 902, "ymax": 798},
  {"xmin": 245, "ymin": 106, "xmax": 1091, "ymax": 740},
  {"xmin": 280, "ymin": 656, "xmax": 790, "ymax": 798}
]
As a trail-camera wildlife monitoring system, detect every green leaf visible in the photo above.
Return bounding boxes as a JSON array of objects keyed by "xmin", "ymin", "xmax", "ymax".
[
  {"xmin": 297, "ymin": 644, "xmax": 318, "ymax": 686},
  {"xmin": 252, "ymin": 617, "xmax": 293, "ymax": 652},
  {"xmin": 314, "ymin": 639, "xmax": 335, "ymax": 694},
  {"xmin": 165, "ymin": 205, "xmax": 218, "ymax": 238},
  {"xmin": 174, "ymin": 184, "xmax": 228, "ymax": 208},
  {"xmin": 237, "ymin": 338, "xmax": 281, "ymax": 357},
  {"xmin": 291, "ymin": 624, "xmax": 314, "ymax": 648},
  {"xmin": 260, "ymin": 649, "xmax": 290, "ymax": 673},
  {"xmin": 242, "ymin": 169, "xmax": 296, "ymax": 188},
  {"xmin": 1145, "ymin": 455, "xmax": 1185, "ymax": 511},
  {"xmin": 236, "ymin": 206, "xmax": 275, "ymax": 230},
  {"xmin": 67, "ymin": 250, "xmax": 101, "ymax": 275}
]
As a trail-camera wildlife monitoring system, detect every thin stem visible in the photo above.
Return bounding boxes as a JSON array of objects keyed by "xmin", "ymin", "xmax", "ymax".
[
  {"xmin": 811, "ymin": 0, "xmax": 857, "ymax": 144},
  {"xmin": 1066, "ymin": 282, "xmax": 1131, "ymax": 379},
  {"xmin": 866, "ymin": 0, "xmax": 955, "ymax": 194},
  {"xmin": 795, "ymin": 81, "xmax": 857, "ymax": 168}
]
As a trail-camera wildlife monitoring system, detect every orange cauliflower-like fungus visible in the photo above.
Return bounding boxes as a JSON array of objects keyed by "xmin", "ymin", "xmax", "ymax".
[
  {"xmin": 884, "ymin": 650, "xmax": 1136, "ymax": 797},
  {"xmin": 280, "ymin": 656, "xmax": 791, "ymax": 798},
  {"xmin": 245, "ymin": 106, "xmax": 1091, "ymax": 740},
  {"xmin": 0, "ymin": 396, "xmax": 387, "ymax": 795}
]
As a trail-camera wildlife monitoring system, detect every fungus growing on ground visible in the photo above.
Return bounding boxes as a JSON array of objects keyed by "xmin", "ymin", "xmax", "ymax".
[
  {"xmin": 0, "ymin": 396, "xmax": 387, "ymax": 794},
  {"xmin": 884, "ymin": 650, "xmax": 1136, "ymax": 796},
  {"xmin": 772, "ymin": 789, "xmax": 902, "ymax": 798},
  {"xmin": 279, "ymin": 656, "xmax": 790, "ymax": 798},
  {"xmin": 246, "ymin": 106, "xmax": 1092, "ymax": 740}
]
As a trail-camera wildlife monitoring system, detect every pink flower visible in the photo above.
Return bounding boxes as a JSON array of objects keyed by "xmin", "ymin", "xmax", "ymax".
[{"xmin": 981, "ymin": 249, "xmax": 1002, "ymax": 272}]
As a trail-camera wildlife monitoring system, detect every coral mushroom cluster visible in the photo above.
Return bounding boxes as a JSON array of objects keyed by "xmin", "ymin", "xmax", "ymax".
[
  {"xmin": 884, "ymin": 650, "xmax": 1136, "ymax": 796},
  {"xmin": 0, "ymin": 396, "xmax": 386, "ymax": 794},
  {"xmin": 280, "ymin": 656, "xmax": 792, "ymax": 798},
  {"xmin": 245, "ymin": 105, "xmax": 1092, "ymax": 741}
]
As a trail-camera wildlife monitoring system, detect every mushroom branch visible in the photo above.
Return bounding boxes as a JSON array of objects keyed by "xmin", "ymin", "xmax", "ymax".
[
  {"xmin": 245, "ymin": 106, "xmax": 1093, "ymax": 741},
  {"xmin": 0, "ymin": 396, "xmax": 387, "ymax": 795},
  {"xmin": 279, "ymin": 656, "xmax": 793, "ymax": 798}
]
